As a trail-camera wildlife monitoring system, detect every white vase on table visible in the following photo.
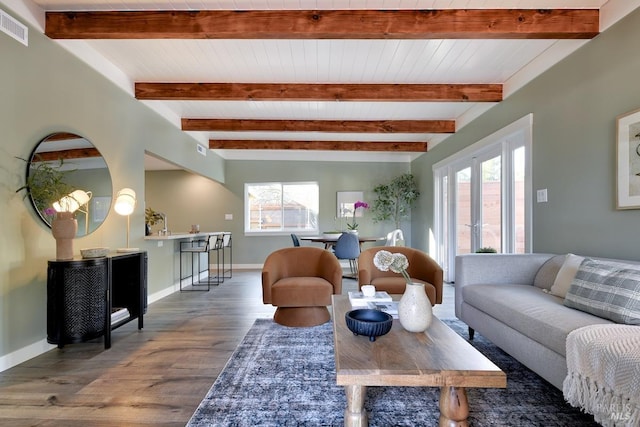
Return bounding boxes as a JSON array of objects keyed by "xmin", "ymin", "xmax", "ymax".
[{"xmin": 398, "ymin": 282, "xmax": 432, "ymax": 332}]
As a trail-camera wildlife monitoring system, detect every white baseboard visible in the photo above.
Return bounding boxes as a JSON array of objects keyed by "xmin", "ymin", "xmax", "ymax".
[
  {"xmin": 0, "ymin": 263, "xmax": 276, "ymax": 372},
  {"xmin": 0, "ymin": 339, "xmax": 56, "ymax": 373},
  {"xmin": 234, "ymin": 264, "xmax": 263, "ymax": 269}
]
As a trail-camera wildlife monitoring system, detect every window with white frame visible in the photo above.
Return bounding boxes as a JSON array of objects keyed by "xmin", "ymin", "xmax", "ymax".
[{"xmin": 244, "ymin": 182, "xmax": 319, "ymax": 234}]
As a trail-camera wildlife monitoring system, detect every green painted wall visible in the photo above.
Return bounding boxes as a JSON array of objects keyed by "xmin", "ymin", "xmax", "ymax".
[
  {"xmin": 412, "ymin": 7, "xmax": 640, "ymax": 261},
  {"xmin": 4, "ymin": 0, "xmax": 640, "ymax": 369},
  {"xmin": 146, "ymin": 161, "xmax": 411, "ymax": 264},
  {"xmin": 0, "ymin": 2, "xmax": 224, "ymax": 362}
]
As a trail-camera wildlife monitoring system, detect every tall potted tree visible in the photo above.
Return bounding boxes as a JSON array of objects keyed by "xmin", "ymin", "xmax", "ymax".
[{"xmin": 370, "ymin": 173, "xmax": 420, "ymax": 230}]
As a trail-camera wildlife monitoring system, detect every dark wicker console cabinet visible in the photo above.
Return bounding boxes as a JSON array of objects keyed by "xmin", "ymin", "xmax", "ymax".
[{"xmin": 47, "ymin": 251, "xmax": 147, "ymax": 349}]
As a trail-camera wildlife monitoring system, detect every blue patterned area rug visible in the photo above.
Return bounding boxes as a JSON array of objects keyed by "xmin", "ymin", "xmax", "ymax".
[{"xmin": 187, "ymin": 318, "xmax": 598, "ymax": 427}]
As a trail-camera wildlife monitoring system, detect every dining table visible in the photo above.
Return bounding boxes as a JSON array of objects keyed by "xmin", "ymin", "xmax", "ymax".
[{"xmin": 299, "ymin": 235, "xmax": 384, "ymax": 250}]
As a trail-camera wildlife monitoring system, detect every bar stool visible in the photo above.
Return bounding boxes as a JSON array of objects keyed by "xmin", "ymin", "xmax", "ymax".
[
  {"xmin": 221, "ymin": 232, "xmax": 232, "ymax": 279},
  {"xmin": 179, "ymin": 235, "xmax": 221, "ymax": 291}
]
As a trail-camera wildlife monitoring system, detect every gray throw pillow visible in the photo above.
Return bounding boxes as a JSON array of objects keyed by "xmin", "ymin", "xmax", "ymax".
[{"xmin": 564, "ymin": 259, "xmax": 640, "ymax": 324}]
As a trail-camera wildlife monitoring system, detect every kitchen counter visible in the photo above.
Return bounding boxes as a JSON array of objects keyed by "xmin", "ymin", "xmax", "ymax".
[{"xmin": 144, "ymin": 231, "xmax": 229, "ymax": 241}]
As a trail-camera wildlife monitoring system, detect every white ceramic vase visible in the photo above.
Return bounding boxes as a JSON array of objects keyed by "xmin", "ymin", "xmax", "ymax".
[
  {"xmin": 398, "ymin": 282, "xmax": 432, "ymax": 332},
  {"xmin": 346, "ymin": 229, "xmax": 359, "ymax": 235}
]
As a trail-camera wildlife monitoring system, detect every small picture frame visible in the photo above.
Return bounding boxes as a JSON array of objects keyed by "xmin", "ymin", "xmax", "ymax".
[
  {"xmin": 91, "ymin": 196, "xmax": 110, "ymax": 223},
  {"xmin": 616, "ymin": 108, "xmax": 640, "ymax": 209},
  {"xmin": 337, "ymin": 191, "xmax": 364, "ymax": 218}
]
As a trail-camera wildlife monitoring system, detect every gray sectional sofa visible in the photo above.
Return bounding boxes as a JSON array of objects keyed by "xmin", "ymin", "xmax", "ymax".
[
  {"xmin": 454, "ymin": 253, "xmax": 618, "ymax": 390},
  {"xmin": 456, "ymin": 252, "xmax": 640, "ymax": 426}
]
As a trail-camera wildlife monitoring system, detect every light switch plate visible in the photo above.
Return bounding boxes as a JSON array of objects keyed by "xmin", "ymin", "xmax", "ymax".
[
  {"xmin": 225, "ymin": 214, "xmax": 233, "ymax": 220},
  {"xmin": 536, "ymin": 189, "xmax": 548, "ymax": 203}
]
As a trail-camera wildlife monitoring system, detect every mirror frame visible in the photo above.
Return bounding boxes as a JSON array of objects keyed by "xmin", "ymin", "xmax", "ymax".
[{"xmin": 26, "ymin": 132, "xmax": 112, "ymax": 237}]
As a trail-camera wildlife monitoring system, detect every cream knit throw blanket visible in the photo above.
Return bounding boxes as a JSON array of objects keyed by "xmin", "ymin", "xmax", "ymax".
[{"xmin": 563, "ymin": 324, "xmax": 640, "ymax": 427}]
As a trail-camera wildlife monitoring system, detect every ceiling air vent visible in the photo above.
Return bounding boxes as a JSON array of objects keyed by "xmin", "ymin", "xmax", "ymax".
[{"xmin": 1, "ymin": 9, "xmax": 28, "ymax": 46}]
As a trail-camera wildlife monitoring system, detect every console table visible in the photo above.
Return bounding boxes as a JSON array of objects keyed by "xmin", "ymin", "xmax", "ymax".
[{"xmin": 46, "ymin": 251, "xmax": 147, "ymax": 349}]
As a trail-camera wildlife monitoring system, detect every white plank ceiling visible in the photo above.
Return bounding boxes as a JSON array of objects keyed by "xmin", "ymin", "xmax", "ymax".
[{"xmin": 10, "ymin": 0, "xmax": 640, "ymax": 164}]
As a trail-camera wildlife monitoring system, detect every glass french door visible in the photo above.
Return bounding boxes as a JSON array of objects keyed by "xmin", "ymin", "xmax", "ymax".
[
  {"xmin": 454, "ymin": 152, "xmax": 502, "ymax": 256},
  {"xmin": 433, "ymin": 115, "xmax": 532, "ymax": 282}
]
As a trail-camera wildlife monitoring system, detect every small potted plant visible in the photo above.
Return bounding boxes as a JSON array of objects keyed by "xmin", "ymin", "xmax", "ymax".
[
  {"xmin": 16, "ymin": 156, "xmax": 82, "ymax": 259},
  {"xmin": 15, "ymin": 156, "xmax": 75, "ymax": 222},
  {"xmin": 145, "ymin": 207, "xmax": 164, "ymax": 236},
  {"xmin": 346, "ymin": 201, "xmax": 369, "ymax": 233},
  {"xmin": 475, "ymin": 247, "xmax": 497, "ymax": 253}
]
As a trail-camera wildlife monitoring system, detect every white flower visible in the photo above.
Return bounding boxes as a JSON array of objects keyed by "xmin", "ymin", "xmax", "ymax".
[
  {"xmin": 389, "ymin": 254, "xmax": 409, "ymax": 274},
  {"xmin": 373, "ymin": 250, "xmax": 394, "ymax": 271},
  {"xmin": 373, "ymin": 250, "xmax": 412, "ymax": 285}
]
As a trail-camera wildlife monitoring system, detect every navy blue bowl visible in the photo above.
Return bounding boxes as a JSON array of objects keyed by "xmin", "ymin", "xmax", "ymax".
[{"xmin": 345, "ymin": 309, "xmax": 393, "ymax": 342}]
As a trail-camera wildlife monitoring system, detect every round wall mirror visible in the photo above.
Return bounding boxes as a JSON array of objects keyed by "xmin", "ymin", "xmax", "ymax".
[{"xmin": 26, "ymin": 132, "xmax": 112, "ymax": 237}]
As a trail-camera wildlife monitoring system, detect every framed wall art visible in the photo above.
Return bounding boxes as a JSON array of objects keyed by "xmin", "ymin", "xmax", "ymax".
[
  {"xmin": 616, "ymin": 108, "xmax": 640, "ymax": 209},
  {"xmin": 336, "ymin": 191, "xmax": 363, "ymax": 218},
  {"xmin": 91, "ymin": 196, "xmax": 110, "ymax": 223}
]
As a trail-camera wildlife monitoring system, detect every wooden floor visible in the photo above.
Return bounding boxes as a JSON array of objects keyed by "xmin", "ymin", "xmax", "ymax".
[{"xmin": 0, "ymin": 270, "xmax": 454, "ymax": 426}]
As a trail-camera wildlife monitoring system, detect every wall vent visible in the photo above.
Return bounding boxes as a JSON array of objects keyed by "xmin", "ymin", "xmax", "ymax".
[{"xmin": 1, "ymin": 9, "xmax": 28, "ymax": 46}]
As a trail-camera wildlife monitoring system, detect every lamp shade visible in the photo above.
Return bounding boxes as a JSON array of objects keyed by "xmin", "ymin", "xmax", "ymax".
[
  {"xmin": 53, "ymin": 189, "xmax": 92, "ymax": 213},
  {"xmin": 114, "ymin": 188, "xmax": 136, "ymax": 216}
]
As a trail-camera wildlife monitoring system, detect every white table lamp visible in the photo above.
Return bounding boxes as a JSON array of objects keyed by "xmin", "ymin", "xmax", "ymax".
[{"xmin": 115, "ymin": 188, "xmax": 138, "ymax": 252}]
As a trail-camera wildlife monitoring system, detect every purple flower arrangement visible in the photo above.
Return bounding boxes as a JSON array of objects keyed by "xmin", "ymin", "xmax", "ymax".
[{"xmin": 347, "ymin": 200, "xmax": 369, "ymax": 230}]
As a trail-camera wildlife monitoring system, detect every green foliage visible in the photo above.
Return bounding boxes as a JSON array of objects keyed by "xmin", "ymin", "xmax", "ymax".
[
  {"xmin": 370, "ymin": 173, "xmax": 420, "ymax": 229},
  {"xmin": 476, "ymin": 247, "xmax": 497, "ymax": 253},
  {"xmin": 15, "ymin": 156, "xmax": 75, "ymax": 215},
  {"xmin": 145, "ymin": 207, "xmax": 164, "ymax": 225}
]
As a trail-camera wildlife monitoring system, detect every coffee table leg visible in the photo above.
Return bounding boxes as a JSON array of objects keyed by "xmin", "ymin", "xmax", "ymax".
[
  {"xmin": 344, "ymin": 385, "xmax": 368, "ymax": 427},
  {"xmin": 439, "ymin": 386, "xmax": 469, "ymax": 427}
]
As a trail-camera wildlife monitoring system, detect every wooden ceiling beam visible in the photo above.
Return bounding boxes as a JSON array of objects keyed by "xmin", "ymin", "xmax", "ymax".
[
  {"xmin": 136, "ymin": 83, "xmax": 502, "ymax": 102},
  {"xmin": 209, "ymin": 140, "xmax": 428, "ymax": 152},
  {"xmin": 33, "ymin": 148, "xmax": 102, "ymax": 162},
  {"xmin": 45, "ymin": 9, "xmax": 599, "ymax": 40},
  {"xmin": 41, "ymin": 132, "xmax": 83, "ymax": 142},
  {"xmin": 182, "ymin": 119, "xmax": 454, "ymax": 133}
]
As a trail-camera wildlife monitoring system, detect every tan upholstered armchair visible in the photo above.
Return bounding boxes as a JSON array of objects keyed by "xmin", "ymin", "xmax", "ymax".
[
  {"xmin": 358, "ymin": 246, "xmax": 443, "ymax": 305},
  {"xmin": 262, "ymin": 247, "xmax": 343, "ymax": 327}
]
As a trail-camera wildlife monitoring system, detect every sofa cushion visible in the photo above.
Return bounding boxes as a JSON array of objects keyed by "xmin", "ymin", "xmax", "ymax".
[
  {"xmin": 463, "ymin": 284, "xmax": 613, "ymax": 356},
  {"xmin": 549, "ymin": 253, "xmax": 585, "ymax": 298},
  {"xmin": 564, "ymin": 259, "xmax": 640, "ymax": 325},
  {"xmin": 533, "ymin": 254, "xmax": 565, "ymax": 290}
]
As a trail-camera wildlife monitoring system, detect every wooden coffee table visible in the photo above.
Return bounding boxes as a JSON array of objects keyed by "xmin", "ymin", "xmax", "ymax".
[{"xmin": 331, "ymin": 295, "xmax": 506, "ymax": 427}]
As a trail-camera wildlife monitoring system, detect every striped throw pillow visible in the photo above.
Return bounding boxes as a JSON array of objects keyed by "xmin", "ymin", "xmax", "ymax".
[{"xmin": 564, "ymin": 259, "xmax": 640, "ymax": 325}]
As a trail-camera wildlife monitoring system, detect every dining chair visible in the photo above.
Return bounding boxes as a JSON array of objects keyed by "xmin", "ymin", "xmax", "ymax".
[
  {"xmin": 358, "ymin": 246, "xmax": 443, "ymax": 305},
  {"xmin": 384, "ymin": 229, "xmax": 405, "ymax": 246},
  {"xmin": 333, "ymin": 232, "xmax": 361, "ymax": 277}
]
